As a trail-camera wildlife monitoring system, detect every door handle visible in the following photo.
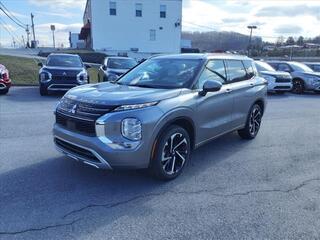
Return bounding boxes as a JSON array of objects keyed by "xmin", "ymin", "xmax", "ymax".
[
  {"xmin": 249, "ymin": 82, "xmax": 254, "ymax": 87},
  {"xmin": 226, "ymin": 88, "xmax": 233, "ymax": 93}
]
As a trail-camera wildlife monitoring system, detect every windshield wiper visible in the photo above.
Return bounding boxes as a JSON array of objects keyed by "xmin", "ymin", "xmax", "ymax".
[
  {"xmin": 128, "ymin": 84, "xmax": 159, "ymax": 88},
  {"xmin": 205, "ymin": 67, "xmax": 227, "ymax": 81}
]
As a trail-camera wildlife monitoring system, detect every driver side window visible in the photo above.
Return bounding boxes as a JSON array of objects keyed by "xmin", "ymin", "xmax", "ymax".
[{"xmin": 195, "ymin": 60, "xmax": 226, "ymax": 89}]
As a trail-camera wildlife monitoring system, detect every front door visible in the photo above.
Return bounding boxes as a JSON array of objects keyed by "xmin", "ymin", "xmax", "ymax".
[{"xmin": 195, "ymin": 59, "xmax": 234, "ymax": 144}]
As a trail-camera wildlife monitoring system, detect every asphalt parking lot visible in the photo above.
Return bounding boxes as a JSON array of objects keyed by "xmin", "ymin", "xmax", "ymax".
[{"xmin": 1, "ymin": 87, "xmax": 320, "ymax": 240}]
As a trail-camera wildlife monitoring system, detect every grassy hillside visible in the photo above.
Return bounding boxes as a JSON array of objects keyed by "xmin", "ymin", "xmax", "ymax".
[{"xmin": 0, "ymin": 55, "xmax": 98, "ymax": 85}]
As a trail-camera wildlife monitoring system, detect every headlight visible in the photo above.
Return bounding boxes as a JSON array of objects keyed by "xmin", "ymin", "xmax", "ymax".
[
  {"xmin": 114, "ymin": 101, "xmax": 158, "ymax": 112},
  {"xmin": 121, "ymin": 118, "xmax": 142, "ymax": 141},
  {"xmin": 262, "ymin": 75, "xmax": 276, "ymax": 83},
  {"xmin": 39, "ymin": 71, "xmax": 52, "ymax": 82},
  {"xmin": 77, "ymin": 70, "xmax": 88, "ymax": 83},
  {"xmin": 107, "ymin": 73, "xmax": 119, "ymax": 81}
]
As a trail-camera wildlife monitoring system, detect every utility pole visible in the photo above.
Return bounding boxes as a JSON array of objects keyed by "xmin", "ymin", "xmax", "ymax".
[
  {"xmin": 22, "ymin": 35, "xmax": 25, "ymax": 47},
  {"xmin": 50, "ymin": 25, "xmax": 55, "ymax": 48},
  {"xmin": 26, "ymin": 24, "xmax": 30, "ymax": 48},
  {"xmin": 12, "ymin": 37, "xmax": 16, "ymax": 48},
  {"xmin": 31, "ymin": 13, "xmax": 36, "ymax": 42},
  {"xmin": 247, "ymin": 25, "xmax": 257, "ymax": 57}
]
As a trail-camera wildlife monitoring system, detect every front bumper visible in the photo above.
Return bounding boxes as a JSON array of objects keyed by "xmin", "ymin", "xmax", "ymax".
[
  {"xmin": 267, "ymin": 81, "xmax": 292, "ymax": 92},
  {"xmin": 53, "ymin": 106, "xmax": 163, "ymax": 169}
]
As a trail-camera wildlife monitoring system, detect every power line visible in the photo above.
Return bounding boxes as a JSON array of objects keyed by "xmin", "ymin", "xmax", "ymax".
[
  {"xmin": 0, "ymin": 1, "xmax": 26, "ymax": 26},
  {"xmin": 0, "ymin": 2, "xmax": 26, "ymax": 30}
]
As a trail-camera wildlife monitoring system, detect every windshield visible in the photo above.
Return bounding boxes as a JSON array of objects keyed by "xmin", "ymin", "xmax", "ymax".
[
  {"xmin": 108, "ymin": 58, "xmax": 137, "ymax": 69},
  {"xmin": 117, "ymin": 58, "xmax": 203, "ymax": 89},
  {"xmin": 289, "ymin": 62, "xmax": 314, "ymax": 72},
  {"xmin": 46, "ymin": 55, "xmax": 83, "ymax": 68},
  {"xmin": 255, "ymin": 61, "xmax": 275, "ymax": 72}
]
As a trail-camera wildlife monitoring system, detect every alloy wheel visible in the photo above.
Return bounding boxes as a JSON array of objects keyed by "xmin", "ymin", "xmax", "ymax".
[
  {"xmin": 161, "ymin": 133, "xmax": 188, "ymax": 175},
  {"xmin": 249, "ymin": 106, "xmax": 262, "ymax": 136},
  {"xmin": 292, "ymin": 80, "xmax": 304, "ymax": 94}
]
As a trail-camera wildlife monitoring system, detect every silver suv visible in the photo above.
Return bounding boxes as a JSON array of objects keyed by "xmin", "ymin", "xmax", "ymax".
[
  {"xmin": 267, "ymin": 61, "xmax": 320, "ymax": 94},
  {"xmin": 53, "ymin": 54, "xmax": 267, "ymax": 180}
]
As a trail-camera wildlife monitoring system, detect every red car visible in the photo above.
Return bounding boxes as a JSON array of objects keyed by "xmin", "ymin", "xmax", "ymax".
[{"xmin": 0, "ymin": 64, "xmax": 11, "ymax": 94}]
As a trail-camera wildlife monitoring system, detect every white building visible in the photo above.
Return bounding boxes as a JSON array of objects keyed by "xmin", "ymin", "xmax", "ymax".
[
  {"xmin": 80, "ymin": 0, "xmax": 182, "ymax": 58},
  {"xmin": 69, "ymin": 32, "xmax": 85, "ymax": 49}
]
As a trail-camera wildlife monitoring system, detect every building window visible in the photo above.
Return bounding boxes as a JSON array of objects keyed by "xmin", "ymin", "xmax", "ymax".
[
  {"xmin": 110, "ymin": 1, "xmax": 116, "ymax": 16},
  {"xmin": 135, "ymin": 3, "xmax": 142, "ymax": 17},
  {"xmin": 160, "ymin": 5, "xmax": 166, "ymax": 18},
  {"xmin": 150, "ymin": 29, "xmax": 156, "ymax": 41}
]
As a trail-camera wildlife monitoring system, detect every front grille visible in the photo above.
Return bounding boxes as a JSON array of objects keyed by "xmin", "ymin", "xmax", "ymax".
[
  {"xmin": 57, "ymin": 98, "xmax": 115, "ymax": 121},
  {"xmin": 52, "ymin": 76, "xmax": 77, "ymax": 81},
  {"xmin": 275, "ymin": 78, "xmax": 291, "ymax": 83},
  {"xmin": 274, "ymin": 86, "xmax": 291, "ymax": 89},
  {"xmin": 56, "ymin": 98, "xmax": 116, "ymax": 135},
  {"xmin": 55, "ymin": 138, "xmax": 100, "ymax": 163},
  {"xmin": 56, "ymin": 111, "xmax": 96, "ymax": 135}
]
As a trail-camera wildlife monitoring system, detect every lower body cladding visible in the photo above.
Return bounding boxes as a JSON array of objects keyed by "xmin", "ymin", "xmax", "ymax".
[
  {"xmin": 53, "ymin": 106, "xmax": 163, "ymax": 170},
  {"xmin": 267, "ymin": 81, "xmax": 292, "ymax": 92}
]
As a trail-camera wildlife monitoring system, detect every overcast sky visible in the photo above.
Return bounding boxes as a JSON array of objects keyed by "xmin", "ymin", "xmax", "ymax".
[{"xmin": 0, "ymin": 0, "xmax": 319, "ymax": 47}]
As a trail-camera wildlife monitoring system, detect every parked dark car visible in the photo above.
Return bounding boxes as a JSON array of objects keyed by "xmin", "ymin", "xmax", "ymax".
[
  {"xmin": 38, "ymin": 53, "xmax": 90, "ymax": 96},
  {"xmin": 0, "ymin": 64, "xmax": 11, "ymax": 94},
  {"xmin": 304, "ymin": 62, "xmax": 320, "ymax": 73},
  {"xmin": 255, "ymin": 60, "xmax": 292, "ymax": 93},
  {"xmin": 267, "ymin": 61, "xmax": 320, "ymax": 93},
  {"xmin": 97, "ymin": 57, "xmax": 137, "ymax": 82}
]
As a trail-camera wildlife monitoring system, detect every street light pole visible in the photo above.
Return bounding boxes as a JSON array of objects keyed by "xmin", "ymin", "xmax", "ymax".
[
  {"xmin": 247, "ymin": 25, "xmax": 257, "ymax": 56},
  {"xmin": 50, "ymin": 25, "xmax": 55, "ymax": 48}
]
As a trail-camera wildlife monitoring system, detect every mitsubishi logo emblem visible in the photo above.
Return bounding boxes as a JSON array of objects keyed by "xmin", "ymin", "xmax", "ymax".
[
  {"xmin": 62, "ymin": 72, "xmax": 67, "ymax": 76},
  {"xmin": 70, "ymin": 104, "xmax": 77, "ymax": 114}
]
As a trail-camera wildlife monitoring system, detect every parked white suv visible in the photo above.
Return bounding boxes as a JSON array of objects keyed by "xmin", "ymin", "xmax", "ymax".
[{"xmin": 255, "ymin": 61, "xmax": 292, "ymax": 93}]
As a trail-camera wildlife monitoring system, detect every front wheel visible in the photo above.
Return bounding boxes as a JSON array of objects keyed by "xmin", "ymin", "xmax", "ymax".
[
  {"xmin": 0, "ymin": 88, "xmax": 9, "ymax": 95},
  {"xmin": 238, "ymin": 104, "xmax": 262, "ymax": 139},
  {"xmin": 292, "ymin": 79, "xmax": 304, "ymax": 94},
  {"xmin": 150, "ymin": 125, "xmax": 191, "ymax": 181}
]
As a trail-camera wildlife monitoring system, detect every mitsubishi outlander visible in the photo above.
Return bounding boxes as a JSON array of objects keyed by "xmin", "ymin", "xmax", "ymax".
[{"xmin": 53, "ymin": 54, "xmax": 267, "ymax": 180}]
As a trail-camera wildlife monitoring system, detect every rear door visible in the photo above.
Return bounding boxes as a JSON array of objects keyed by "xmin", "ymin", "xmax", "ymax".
[
  {"xmin": 225, "ymin": 59, "xmax": 257, "ymax": 128},
  {"xmin": 195, "ymin": 59, "xmax": 234, "ymax": 144}
]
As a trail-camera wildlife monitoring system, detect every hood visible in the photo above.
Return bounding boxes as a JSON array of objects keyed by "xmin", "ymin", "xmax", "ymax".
[
  {"xmin": 42, "ymin": 66, "xmax": 84, "ymax": 76},
  {"xmin": 65, "ymin": 82, "xmax": 182, "ymax": 105},
  {"xmin": 260, "ymin": 70, "xmax": 291, "ymax": 78}
]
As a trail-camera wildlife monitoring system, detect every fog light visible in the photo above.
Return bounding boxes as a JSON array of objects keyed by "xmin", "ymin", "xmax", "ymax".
[{"xmin": 121, "ymin": 118, "xmax": 142, "ymax": 141}]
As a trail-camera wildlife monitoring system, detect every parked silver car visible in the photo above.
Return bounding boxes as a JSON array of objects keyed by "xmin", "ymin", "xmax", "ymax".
[
  {"xmin": 53, "ymin": 54, "xmax": 267, "ymax": 180},
  {"xmin": 255, "ymin": 60, "xmax": 292, "ymax": 93},
  {"xmin": 267, "ymin": 61, "xmax": 320, "ymax": 93},
  {"xmin": 97, "ymin": 57, "xmax": 137, "ymax": 82}
]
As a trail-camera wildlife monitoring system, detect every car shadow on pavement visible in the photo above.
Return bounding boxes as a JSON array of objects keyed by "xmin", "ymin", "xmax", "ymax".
[
  {"xmin": 3, "ymin": 86, "xmax": 65, "ymax": 102},
  {"xmin": 0, "ymin": 132, "xmax": 251, "ymax": 237}
]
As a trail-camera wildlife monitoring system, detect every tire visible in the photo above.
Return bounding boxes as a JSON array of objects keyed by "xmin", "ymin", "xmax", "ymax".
[
  {"xmin": 0, "ymin": 88, "xmax": 9, "ymax": 95},
  {"xmin": 150, "ymin": 125, "xmax": 191, "ymax": 181},
  {"xmin": 39, "ymin": 86, "xmax": 48, "ymax": 96},
  {"xmin": 238, "ymin": 104, "xmax": 263, "ymax": 140},
  {"xmin": 292, "ymin": 79, "xmax": 304, "ymax": 94}
]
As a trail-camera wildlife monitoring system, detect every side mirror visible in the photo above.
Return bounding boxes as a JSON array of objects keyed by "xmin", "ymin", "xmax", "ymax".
[
  {"xmin": 84, "ymin": 64, "xmax": 91, "ymax": 69},
  {"xmin": 102, "ymin": 65, "xmax": 107, "ymax": 71},
  {"xmin": 199, "ymin": 80, "xmax": 222, "ymax": 96},
  {"xmin": 38, "ymin": 62, "xmax": 43, "ymax": 67}
]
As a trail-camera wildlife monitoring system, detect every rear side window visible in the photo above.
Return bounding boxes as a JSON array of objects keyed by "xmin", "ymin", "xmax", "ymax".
[
  {"xmin": 243, "ymin": 60, "xmax": 256, "ymax": 78},
  {"xmin": 226, "ymin": 60, "xmax": 247, "ymax": 82},
  {"xmin": 278, "ymin": 63, "xmax": 291, "ymax": 72},
  {"xmin": 195, "ymin": 60, "xmax": 226, "ymax": 89}
]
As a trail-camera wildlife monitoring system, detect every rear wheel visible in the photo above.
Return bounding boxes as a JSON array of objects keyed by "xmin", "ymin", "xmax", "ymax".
[
  {"xmin": 150, "ymin": 125, "xmax": 191, "ymax": 180},
  {"xmin": 39, "ymin": 86, "xmax": 48, "ymax": 96},
  {"xmin": 238, "ymin": 104, "xmax": 262, "ymax": 139},
  {"xmin": 292, "ymin": 79, "xmax": 304, "ymax": 94}
]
